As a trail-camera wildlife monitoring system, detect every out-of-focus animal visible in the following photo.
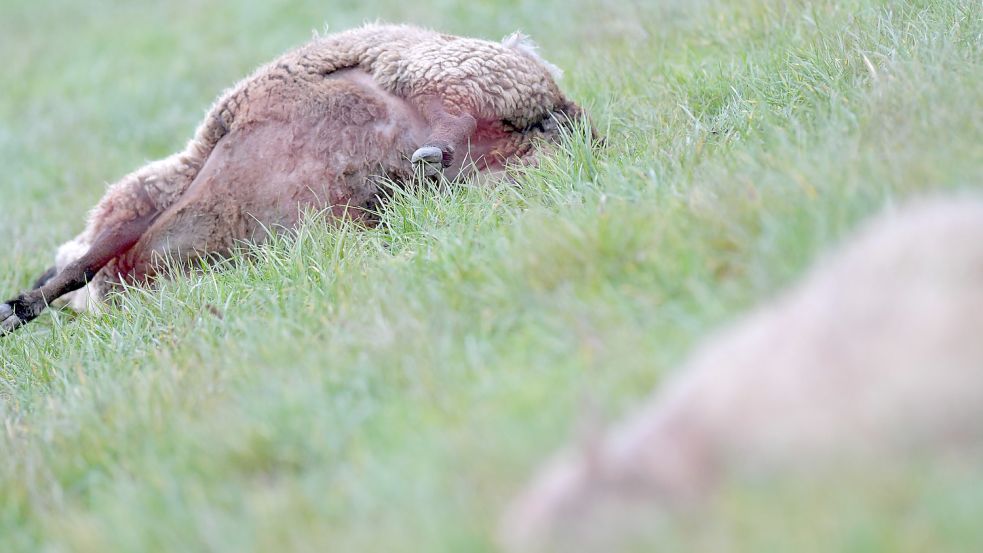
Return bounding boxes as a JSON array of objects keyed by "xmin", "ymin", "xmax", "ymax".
[
  {"xmin": 501, "ymin": 196, "xmax": 983, "ymax": 552},
  {"xmin": 1, "ymin": 24, "xmax": 589, "ymax": 335}
]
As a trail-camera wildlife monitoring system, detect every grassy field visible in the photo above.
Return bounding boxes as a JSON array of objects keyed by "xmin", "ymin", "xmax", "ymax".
[{"xmin": 1, "ymin": 0, "xmax": 981, "ymax": 551}]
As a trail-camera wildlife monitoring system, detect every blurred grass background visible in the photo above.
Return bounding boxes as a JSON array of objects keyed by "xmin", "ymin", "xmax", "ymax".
[{"xmin": 1, "ymin": 0, "xmax": 981, "ymax": 551}]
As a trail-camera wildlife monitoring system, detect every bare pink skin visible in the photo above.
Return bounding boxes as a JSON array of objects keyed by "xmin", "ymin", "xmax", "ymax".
[{"xmin": 107, "ymin": 69, "xmax": 430, "ymax": 284}]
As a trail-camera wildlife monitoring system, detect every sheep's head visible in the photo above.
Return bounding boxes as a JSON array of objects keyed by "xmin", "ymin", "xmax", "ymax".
[{"xmin": 535, "ymin": 99, "xmax": 603, "ymax": 150}]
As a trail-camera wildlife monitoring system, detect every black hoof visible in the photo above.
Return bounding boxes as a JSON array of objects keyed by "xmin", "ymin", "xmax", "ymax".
[
  {"xmin": 0, "ymin": 293, "xmax": 46, "ymax": 337},
  {"xmin": 0, "ymin": 302, "xmax": 22, "ymax": 336},
  {"xmin": 411, "ymin": 146, "xmax": 445, "ymax": 177}
]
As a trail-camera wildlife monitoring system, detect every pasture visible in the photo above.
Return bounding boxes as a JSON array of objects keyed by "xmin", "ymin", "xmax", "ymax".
[{"xmin": 1, "ymin": 0, "xmax": 981, "ymax": 550}]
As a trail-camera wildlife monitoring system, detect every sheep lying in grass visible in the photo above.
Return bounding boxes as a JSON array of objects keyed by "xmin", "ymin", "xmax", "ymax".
[
  {"xmin": 1, "ymin": 23, "xmax": 588, "ymax": 335},
  {"xmin": 501, "ymin": 197, "xmax": 983, "ymax": 552}
]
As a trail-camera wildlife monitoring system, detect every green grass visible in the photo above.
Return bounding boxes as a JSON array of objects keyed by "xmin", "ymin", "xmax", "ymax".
[{"xmin": 1, "ymin": 0, "xmax": 981, "ymax": 551}]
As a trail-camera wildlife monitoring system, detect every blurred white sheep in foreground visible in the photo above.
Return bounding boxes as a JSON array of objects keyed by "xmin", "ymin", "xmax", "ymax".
[{"xmin": 501, "ymin": 196, "xmax": 983, "ymax": 552}]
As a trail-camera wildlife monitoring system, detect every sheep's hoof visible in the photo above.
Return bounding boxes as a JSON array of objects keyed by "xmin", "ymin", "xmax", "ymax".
[
  {"xmin": 411, "ymin": 145, "xmax": 451, "ymax": 177},
  {"xmin": 0, "ymin": 294, "xmax": 44, "ymax": 337},
  {"xmin": 0, "ymin": 302, "xmax": 22, "ymax": 336}
]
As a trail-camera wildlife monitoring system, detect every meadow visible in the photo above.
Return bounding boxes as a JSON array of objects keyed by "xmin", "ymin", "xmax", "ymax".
[{"xmin": 1, "ymin": 0, "xmax": 981, "ymax": 550}]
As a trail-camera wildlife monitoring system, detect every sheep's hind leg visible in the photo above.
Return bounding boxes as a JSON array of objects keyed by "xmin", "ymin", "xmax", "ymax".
[
  {"xmin": 31, "ymin": 266, "xmax": 57, "ymax": 290},
  {"xmin": 409, "ymin": 95, "xmax": 478, "ymax": 176},
  {"xmin": 1, "ymin": 210, "xmax": 159, "ymax": 336}
]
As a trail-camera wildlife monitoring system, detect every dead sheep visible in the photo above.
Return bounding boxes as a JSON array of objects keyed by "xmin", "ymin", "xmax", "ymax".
[
  {"xmin": 500, "ymin": 196, "xmax": 983, "ymax": 552},
  {"xmin": 1, "ymin": 23, "xmax": 589, "ymax": 335}
]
